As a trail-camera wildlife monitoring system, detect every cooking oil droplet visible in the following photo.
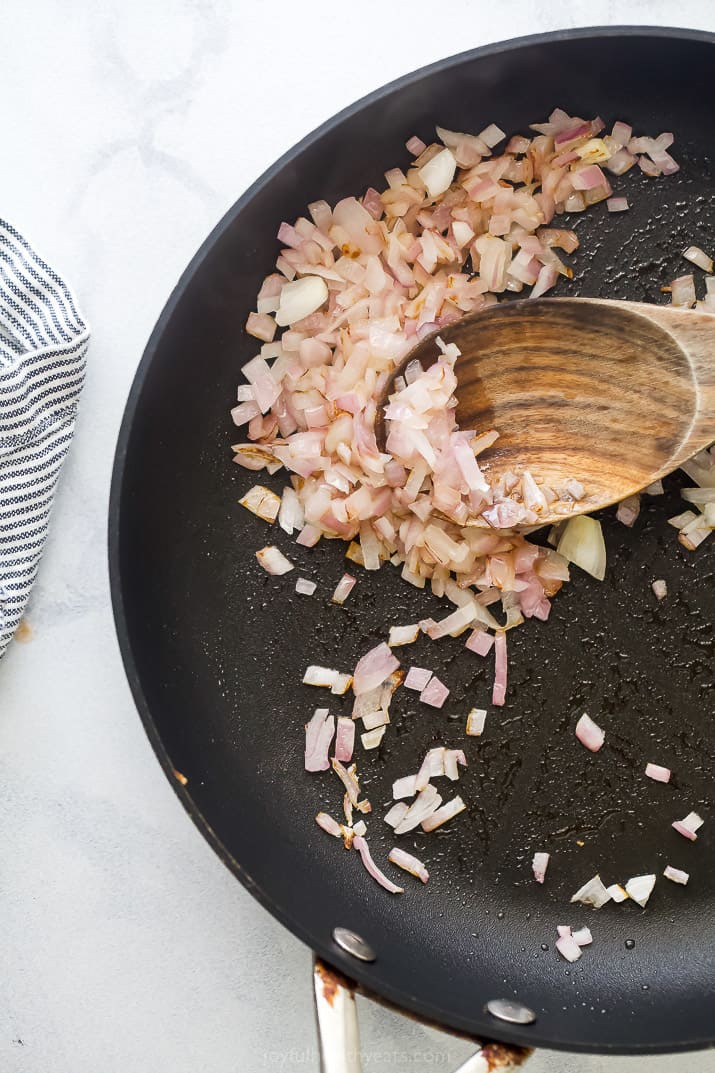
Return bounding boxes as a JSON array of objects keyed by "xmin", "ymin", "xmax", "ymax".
[
  {"xmin": 541, "ymin": 943, "xmax": 549, "ymax": 951},
  {"xmin": 642, "ymin": 984, "xmax": 649, "ymax": 991},
  {"xmin": 625, "ymin": 939, "xmax": 636, "ymax": 950},
  {"xmin": 497, "ymin": 911, "xmax": 504, "ymax": 920}
]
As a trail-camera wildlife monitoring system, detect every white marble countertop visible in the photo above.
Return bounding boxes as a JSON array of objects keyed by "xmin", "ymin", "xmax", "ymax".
[{"xmin": 1, "ymin": 3, "xmax": 713, "ymax": 1071}]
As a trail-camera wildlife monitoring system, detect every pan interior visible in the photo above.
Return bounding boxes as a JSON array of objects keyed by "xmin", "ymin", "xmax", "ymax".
[{"xmin": 111, "ymin": 29, "xmax": 715, "ymax": 1053}]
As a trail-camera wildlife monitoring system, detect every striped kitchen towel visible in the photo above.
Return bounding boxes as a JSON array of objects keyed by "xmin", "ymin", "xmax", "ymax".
[{"xmin": 0, "ymin": 219, "xmax": 90, "ymax": 658}]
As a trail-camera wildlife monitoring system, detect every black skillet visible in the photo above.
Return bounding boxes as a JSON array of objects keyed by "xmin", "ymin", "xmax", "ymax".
[{"xmin": 109, "ymin": 26, "xmax": 715, "ymax": 1057}]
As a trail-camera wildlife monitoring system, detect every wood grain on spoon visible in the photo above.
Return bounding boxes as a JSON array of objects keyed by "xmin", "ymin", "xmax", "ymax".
[{"xmin": 375, "ymin": 297, "xmax": 715, "ymax": 525}]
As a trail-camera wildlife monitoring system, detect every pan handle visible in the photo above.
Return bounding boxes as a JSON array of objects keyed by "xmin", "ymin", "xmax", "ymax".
[{"xmin": 313, "ymin": 958, "xmax": 532, "ymax": 1073}]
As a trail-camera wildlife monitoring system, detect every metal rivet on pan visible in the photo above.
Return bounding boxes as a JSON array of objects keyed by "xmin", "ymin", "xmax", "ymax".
[
  {"xmin": 485, "ymin": 999, "xmax": 537, "ymax": 1025},
  {"xmin": 332, "ymin": 927, "xmax": 376, "ymax": 962}
]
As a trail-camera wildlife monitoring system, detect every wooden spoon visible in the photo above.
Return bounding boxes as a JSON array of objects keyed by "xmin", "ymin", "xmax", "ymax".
[{"xmin": 375, "ymin": 297, "xmax": 715, "ymax": 524}]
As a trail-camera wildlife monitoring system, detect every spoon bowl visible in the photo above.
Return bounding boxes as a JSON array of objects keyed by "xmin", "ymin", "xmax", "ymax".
[{"xmin": 375, "ymin": 297, "xmax": 715, "ymax": 523}]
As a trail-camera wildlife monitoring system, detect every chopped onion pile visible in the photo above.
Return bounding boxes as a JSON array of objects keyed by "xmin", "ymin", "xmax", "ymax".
[
  {"xmin": 235, "ymin": 110, "xmax": 681, "ymax": 659},
  {"xmin": 238, "ymin": 113, "xmax": 709, "ymax": 917}
]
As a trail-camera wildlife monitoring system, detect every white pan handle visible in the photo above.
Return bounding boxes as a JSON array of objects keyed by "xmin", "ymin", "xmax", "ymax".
[{"xmin": 313, "ymin": 958, "xmax": 531, "ymax": 1073}]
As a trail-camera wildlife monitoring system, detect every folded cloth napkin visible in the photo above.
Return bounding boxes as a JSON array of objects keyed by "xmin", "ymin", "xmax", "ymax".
[{"xmin": 0, "ymin": 219, "xmax": 89, "ymax": 658}]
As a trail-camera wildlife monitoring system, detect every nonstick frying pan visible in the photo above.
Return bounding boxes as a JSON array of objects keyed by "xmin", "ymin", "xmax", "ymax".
[{"xmin": 109, "ymin": 26, "xmax": 715, "ymax": 1058}]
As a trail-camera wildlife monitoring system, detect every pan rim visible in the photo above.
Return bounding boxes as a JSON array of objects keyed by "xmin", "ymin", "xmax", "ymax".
[{"xmin": 108, "ymin": 24, "xmax": 715, "ymax": 1055}]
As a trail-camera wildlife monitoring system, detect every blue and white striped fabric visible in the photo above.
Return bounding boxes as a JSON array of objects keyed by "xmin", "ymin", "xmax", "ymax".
[{"xmin": 0, "ymin": 220, "xmax": 89, "ymax": 658}]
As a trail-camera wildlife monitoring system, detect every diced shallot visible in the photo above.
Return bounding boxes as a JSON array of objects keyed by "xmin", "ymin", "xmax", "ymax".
[
  {"xmin": 420, "ymin": 676, "xmax": 450, "ymax": 708},
  {"xmin": 625, "ymin": 874, "xmax": 656, "ymax": 907},
  {"xmin": 388, "ymin": 624, "xmax": 420, "ymax": 647},
  {"xmin": 466, "ymin": 708, "xmax": 487, "ymax": 736},
  {"xmin": 556, "ymin": 934, "xmax": 582, "ymax": 963},
  {"xmin": 239, "ymin": 485, "xmax": 281, "ymax": 522},
  {"xmin": 492, "ymin": 630, "xmax": 507, "ymax": 706},
  {"xmin": 332, "ymin": 574, "xmax": 356, "ymax": 605},
  {"xmin": 384, "ymin": 801, "xmax": 409, "ymax": 828},
  {"xmin": 572, "ymin": 927, "xmax": 593, "ymax": 946},
  {"xmin": 672, "ymin": 811, "xmax": 703, "ymax": 841},
  {"xmin": 576, "ymin": 713, "xmax": 605, "ymax": 753},
  {"xmin": 645, "ymin": 763, "xmax": 671, "ymax": 783},
  {"xmin": 404, "ymin": 666, "xmax": 433, "ymax": 691},
  {"xmin": 295, "ymin": 577, "xmax": 316, "ymax": 596},
  {"xmin": 421, "ymin": 795, "xmax": 466, "ymax": 832},
  {"xmin": 305, "ymin": 709, "xmax": 334, "ymax": 772},
  {"xmin": 316, "ymin": 812, "xmax": 342, "ymax": 838},
  {"xmin": 256, "ymin": 546, "xmax": 294, "ymax": 575},
  {"xmin": 334, "ymin": 717, "xmax": 355, "ymax": 763},
  {"xmin": 352, "ymin": 835, "xmax": 403, "ymax": 894},
  {"xmin": 663, "ymin": 865, "xmax": 689, "ymax": 885},
  {"xmin": 571, "ymin": 875, "xmax": 611, "ymax": 908},
  {"xmin": 389, "ymin": 847, "xmax": 430, "ymax": 883},
  {"xmin": 532, "ymin": 852, "xmax": 550, "ymax": 884},
  {"xmin": 353, "ymin": 643, "xmax": 400, "ymax": 696},
  {"xmin": 652, "ymin": 579, "xmax": 668, "ymax": 601}
]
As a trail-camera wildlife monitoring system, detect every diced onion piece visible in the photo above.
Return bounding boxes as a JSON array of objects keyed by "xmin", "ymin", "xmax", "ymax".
[
  {"xmin": 361, "ymin": 726, "xmax": 386, "ymax": 750},
  {"xmin": 392, "ymin": 774, "xmax": 418, "ymax": 800},
  {"xmin": 384, "ymin": 802, "xmax": 409, "ymax": 828},
  {"xmin": 418, "ymin": 147, "xmax": 457, "ymax": 198},
  {"xmin": 572, "ymin": 927, "xmax": 593, "ymax": 946},
  {"xmin": 607, "ymin": 884, "xmax": 628, "ymax": 903},
  {"xmin": 275, "ymin": 275, "xmax": 328, "ymax": 327},
  {"xmin": 421, "ymin": 795, "xmax": 466, "ymax": 832},
  {"xmin": 556, "ymin": 934, "xmax": 582, "ymax": 962},
  {"xmin": 682, "ymin": 245, "xmax": 714, "ymax": 273},
  {"xmin": 625, "ymin": 874, "xmax": 656, "ymax": 907},
  {"xmin": 571, "ymin": 875, "xmax": 611, "ymax": 908},
  {"xmin": 353, "ymin": 642, "xmax": 400, "ymax": 696},
  {"xmin": 404, "ymin": 666, "xmax": 433, "ymax": 691},
  {"xmin": 335, "ymin": 716, "xmax": 355, "ymax": 763},
  {"xmin": 239, "ymin": 485, "xmax": 281, "ymax": 522},
  {"xmin": 352, "ymin": 835, "xmax": 403, "ymax": 894},
  {"xmin": 557, "ymin": 925, "xmax": 571, "ymax": 938},
  {"xmin": 492, "ymin": 630, "xmax": 507, "ymax": 706},
  {"xmin": 645, "ymin": 762, "xmax": 671, "ymax": 783},
  {"xmin": 352, "ymin": 819, "xmax": 367, "ymax": 837},
  {"xmin": 465, "ymin": 629, "xmax": 495, "ymax": 656},
  {"xmin": 616, "ymin": 494, "xmax": 640, "ymax": 528},
  {"xmin": 331, "ymin": 673, "xmax": 353, "ymax": 696},
  {"xmin": 466, "ymin": 708, "xmax": 487, "ymax": 736},
  {"xmin": 362, "ymin": 710, "xmax": 389, "ymax": 731},
  {"xmin": 295, "ymin": 577, "xmax": 316, "ymax": 596},
  {"xmin": 652, "ymin": 579, "xmax": 668, "ymax": 601},
  {"xmin": 557, "ymin": 516, "xmax": 607, "ymax": 581},
  {"xmin": 420, "ymin": 676, "xmax": 450, "ymax": 708},
  {"xmin": 607, "ymin": 197, "xmax": 629, "ymax": 212},
  {"xmin": 316, "ymin": 812, "xmax": 342, "ymax": 837},
  {"xmin": 305, "ymin": 709, "xmax": 335, "ymax": 772},
  {"xmin": 388, "ymin": 847, "xmax": 430, "ymax": 883},
  {"xmin": 645, "ymin": 479, "xmax": 664, "ymax": 495},
  {"xmin": 669, "ymin": 273, "xmax": 696, "ymax": 308},
  {"xmin": 672, "ymin": 811, "xmax": 703, "ymax": 840},
  {"xmin": 303, "ymin": 665, "xmax": 341, "ymax": 688},
  {"xmin": 576, "ymin": 713, "xmax": 605, "ymax": 753},
  {"xmin": 479, "ymin": 123, "xmax": 506, "ymax": 147},
  {"xmin": 246, "ymin": 311, "xmax": 276, "ymax": 342},
  {"xmin": 256, "ymin": 546, "xmax": 294, "ymax": 575},
  {"xmin": 532, "ymin": 851, "xmax": 550, "ymax": 884},
  {"xmin": 388, "ymin": 624, "xmax": 420, "ymax": 647},
  {"xmin": 663, "ymin": 865, "xmax": 689, "ymax": 885},
  {"xmin": 332, "ymin": 573, "xmax": 357, "ymax": 605},
  {"xmin": 394, "ymin": 785, "xmax": 443, "ymax": 834}
]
